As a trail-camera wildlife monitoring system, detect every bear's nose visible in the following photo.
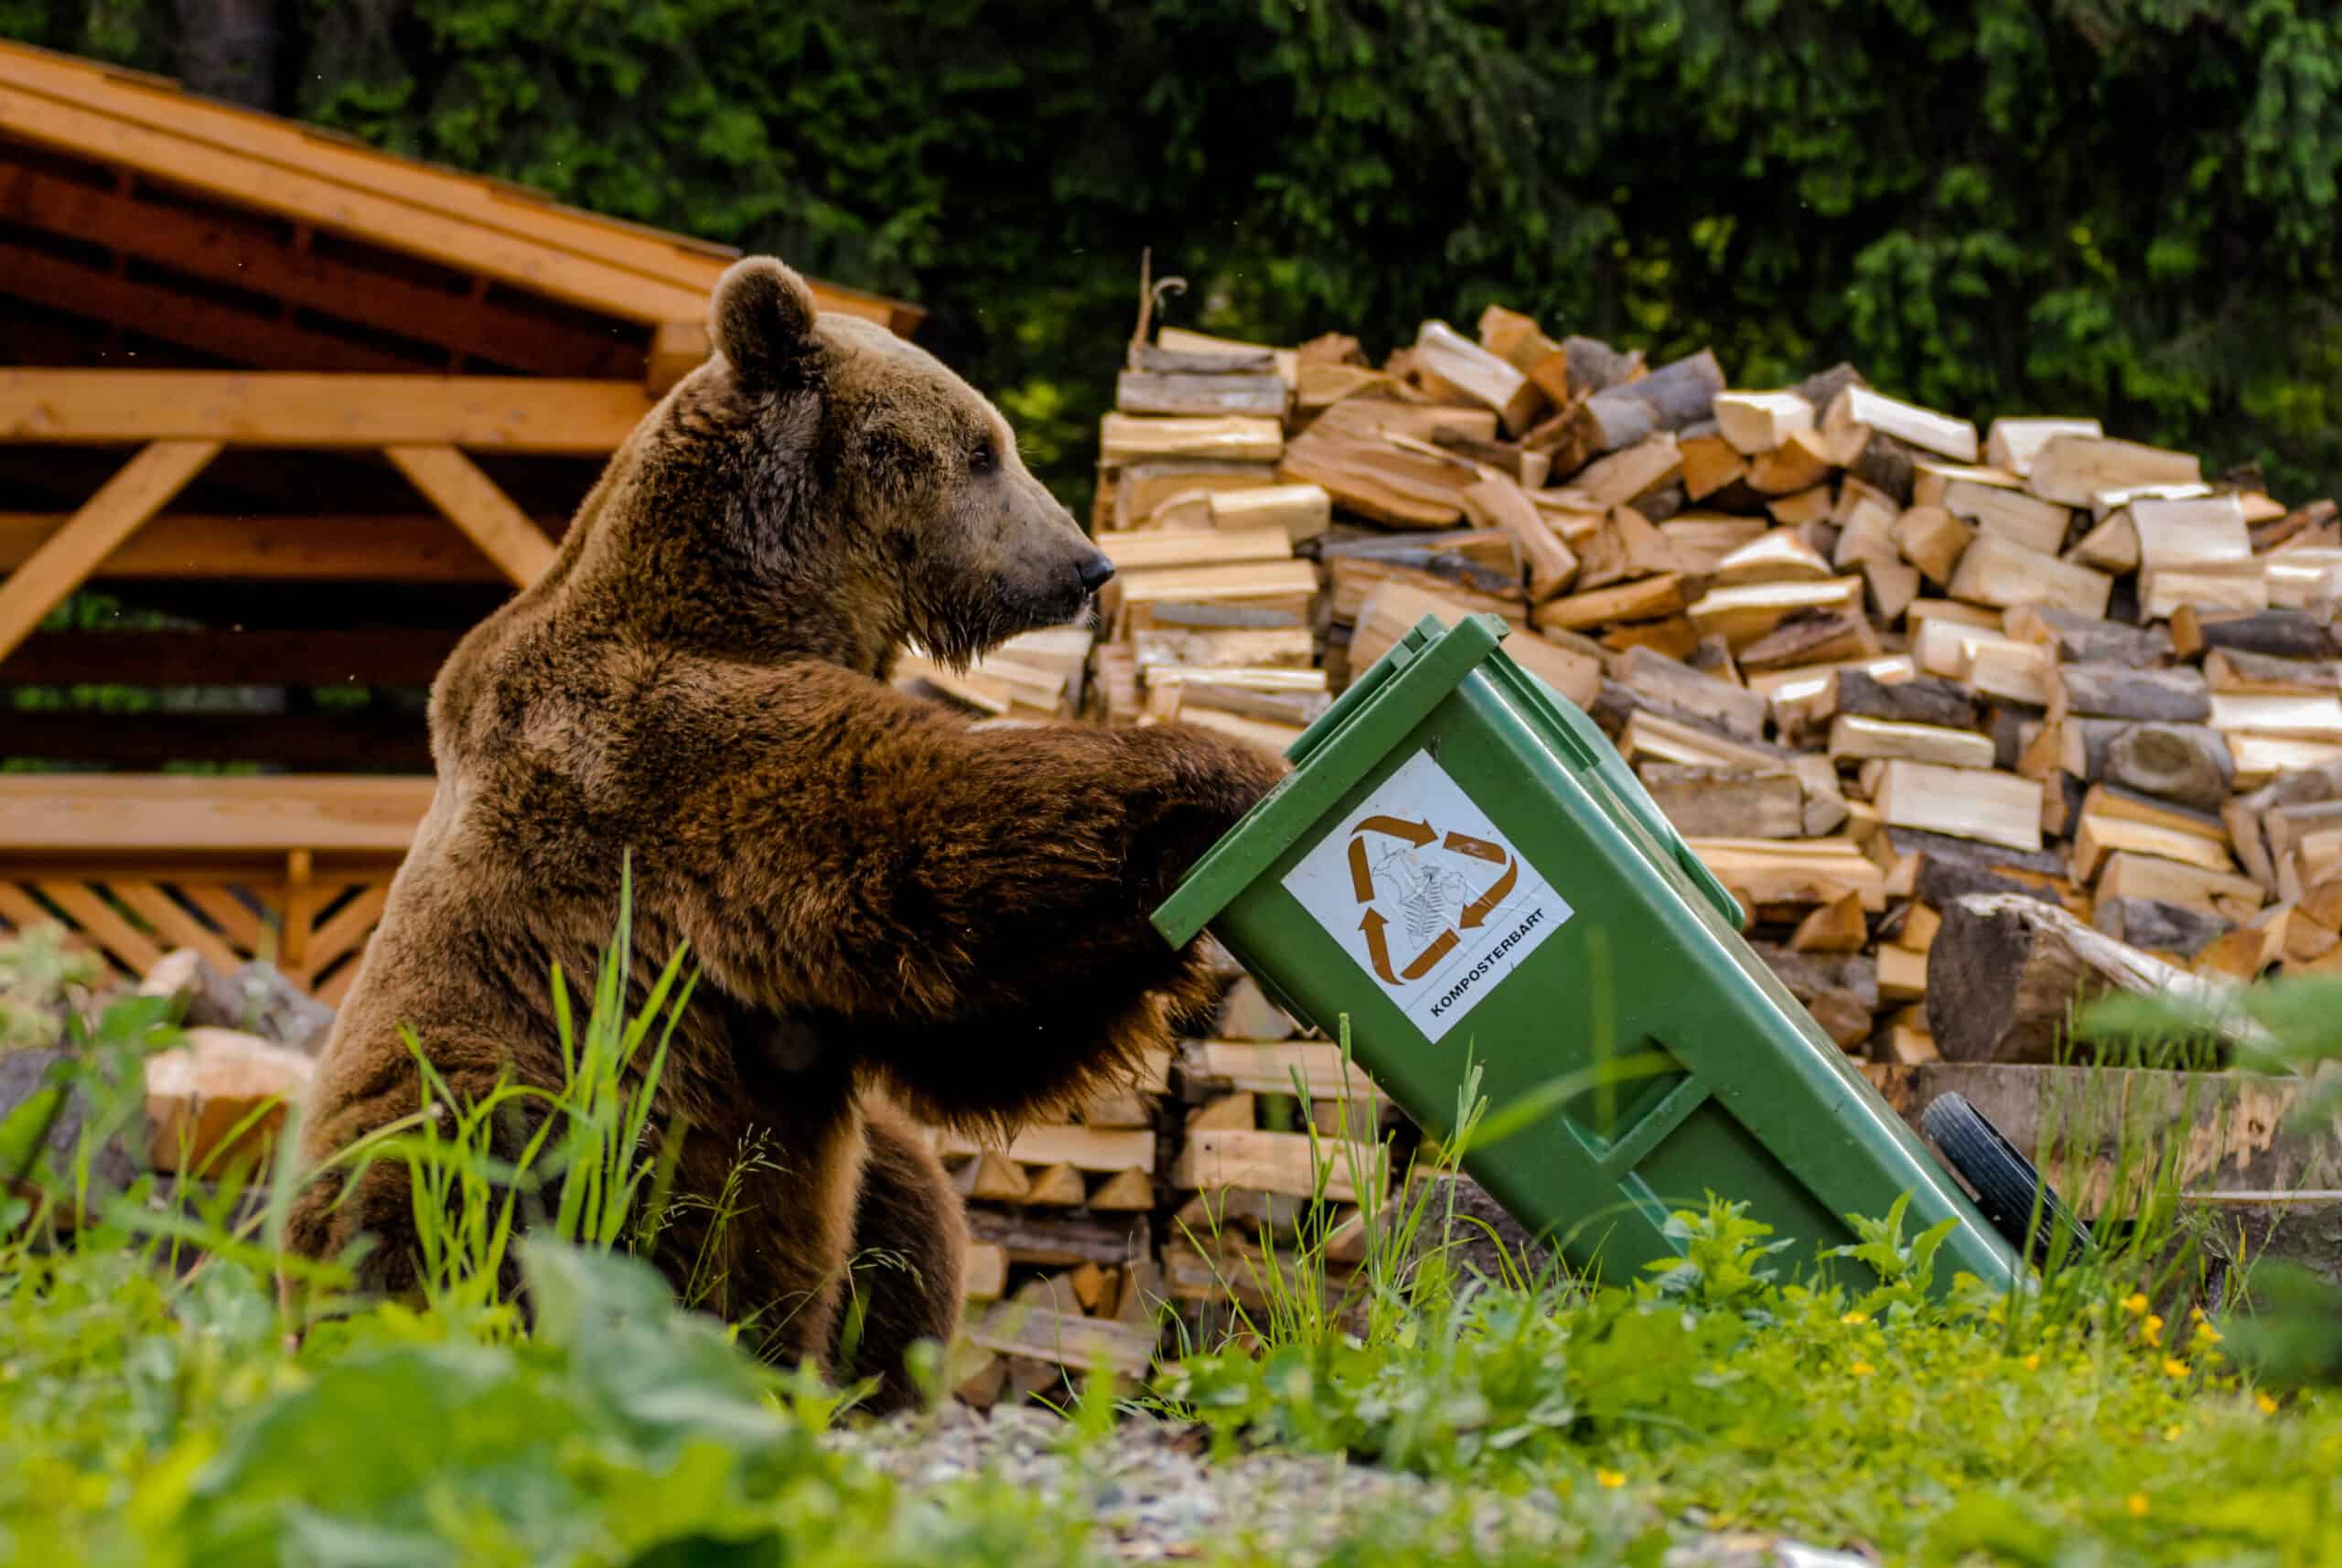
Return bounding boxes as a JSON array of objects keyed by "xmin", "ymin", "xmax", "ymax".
[{"xmin": 1074, "ymin": 551, "xmax": 1116, "ymax": 595}]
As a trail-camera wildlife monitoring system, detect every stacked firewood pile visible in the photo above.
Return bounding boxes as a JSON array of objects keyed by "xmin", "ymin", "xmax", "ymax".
[
  {"xmin": 1076, "ymin": 309, "xmax": 2342, "ymax": 1046},
  {"xmin": 904, "ymin": 302, "xmax": 2342, "ymax": 1400}
]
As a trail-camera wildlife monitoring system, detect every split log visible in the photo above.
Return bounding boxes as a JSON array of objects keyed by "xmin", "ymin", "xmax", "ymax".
[
  {"xmin": 2004, "ymin": 607, "xmax": 2173, "ymax": 668},
  {"xmin": 1116, "ymin": 370, "xmax": 1287, "ymax": 419},
  {"xmin": 2065, "ymin": 511, "xmax": 2139, "ymax": 572},
  {"xmin": 1918, "ymin": 474, "xmax": 2071, "ymax": 556},
  {"xmin": 1824, "ymin": 385, "xmax": 1979, "ymax": 463},
  {"xmin": 1637, "ymin": 764, "xmax": 1805, "ymax": 840},
  {"xmin": 1986, "ymin": 417, "xmax": 2101, "ymax": 478},
  {"xmin": 1572, "ymin": 435, "xmax": 1684, "ymax": 509},
  {"xmin": 1133, "ymin": 345, "xmax": 1276, "ymax": 374},
  {"xmin": 1874, "ymin": 760, "xmax": 2044, "ymax": 853},
  {"xmin": 2059, "ymin": 719, "xmax": 2234, "ymax": 811},
  {"xmin": 1892, "ymin": 504, "xmax": 1971, "ymax": 585},
  {"xmin": 1460, "ymin": 478, "xmax": 1577, "ymax": 602},
  {"xmin": 1102, "ymin": 413, "xmax": 1284, "ymax": 465},
  {"xmin": 2205, "ymin": 648, "xmax": 2342, "ymax": 695},
  {"xmin": 1709, "ymin": 594, "xmax": 1872, "ymax": 661},
  {"xmin": 1924, "ymin": 893, "xmax": 2241, "ymax": 1064},
  {"xmin": 1714, "ymin": 529, "xmax": 1833, "ymax": 585},
  {"xmin": 1752, "ymin": 942, "xmax": 1877, "ymax": 1047},
  {"xmin": 964, "ymin": 1209, "xmax": 1155, "ymax": 1268},
  {"xmin": 1792, "ymin": 891, "xmax": 1870, "ymax": 951},
  {"xmin": 1745, "ymin": 430, "xmax": 1837, "ymax": 495},
  {"xmin": 1947, "ymin": 534, "xmax": 2113, "ymax": 618},
  {"xmin": 1828, "ymin": 714, "xmax": 1995, "ymax": 770},
  {"xmin": 1837, "ymin": 669, "xmax": 1981, "ymax": 731},
  {"xmin": 1533, "ymin": 573, "xmax": 1686, "ymax": 632},
  {"xmin": 2026, "ymin": 435, "xmax": 2201, "ymax": 508},
  {"xmin": 1678, "ymin": 424, "xmax": 1750, "ymax": 499},
  {"xmin": 1209, "ymin": 484, "xmax": 1332, "ymax": 542},
  {"xmin": 1713, "ymin": 391, "xmax": 1816, "ymax": 454},
  {"xmin": 2055, "ymin": 663, "xmax": 2212, "ymax": 724},
  {"xmin": 2129, "ymin": 494, "xmax": 2251, "ymax": 571},
  {"xmin": 1845, "ymin": 429, "xmax": 1922, "ymax": 506},
  {"xmin": 1533, "ymin": 350, "xmax": 1724, "ymax": 473},
  {"xmin": 2096, "ymin": 854, "xmax": 2265, "ymax": 922},
  {"xmin": 1612, "ymin": 645, "xmax": 1767, "ymax": 740},
  {"xmin": 2174, "ymin": 606, "xmax": 2337, "ymax": 661},
  {"xmin": 1413, "ymin": 321, "xmax": 1545, "ymax": 435}
]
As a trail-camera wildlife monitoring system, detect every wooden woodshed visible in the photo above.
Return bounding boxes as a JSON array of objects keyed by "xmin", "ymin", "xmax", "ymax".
[{"xmin": 0, "ymin": 38, "xmax": 919, "ymax": 999}]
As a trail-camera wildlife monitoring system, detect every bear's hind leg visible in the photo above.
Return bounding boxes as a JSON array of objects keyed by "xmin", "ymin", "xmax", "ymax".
[{"xmin": 834, "ymin": 1098, "xmax": 966, "ymax": 1413}]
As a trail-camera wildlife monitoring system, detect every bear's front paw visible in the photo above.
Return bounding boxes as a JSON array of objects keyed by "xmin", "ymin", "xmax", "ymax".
[{"xmin": 1128, "ymin": 724, "xmax": 1289, "ymax": 895}]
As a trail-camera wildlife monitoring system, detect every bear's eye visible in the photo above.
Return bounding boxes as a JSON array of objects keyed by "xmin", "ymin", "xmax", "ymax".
[{"xmin": 968, "ymin": 439, "xmax": 999, "ymax": 477}]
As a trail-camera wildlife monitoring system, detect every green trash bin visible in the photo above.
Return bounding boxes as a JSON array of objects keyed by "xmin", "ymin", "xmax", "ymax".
[{"xmin": 1153, "ymin": 612, "xmax": 2021, "ymax": 1292}]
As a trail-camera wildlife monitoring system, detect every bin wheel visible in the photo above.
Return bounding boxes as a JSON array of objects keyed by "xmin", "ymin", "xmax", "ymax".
[{"xmin": 1920, "ymin": 1092, "xmax": 2091, "ymax": 1270}]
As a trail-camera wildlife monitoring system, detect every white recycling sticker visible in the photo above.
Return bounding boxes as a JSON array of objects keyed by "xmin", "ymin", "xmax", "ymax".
[{"xmin": 1282, "ymin": 748, "xmax": 1573, "ymax": 1042}]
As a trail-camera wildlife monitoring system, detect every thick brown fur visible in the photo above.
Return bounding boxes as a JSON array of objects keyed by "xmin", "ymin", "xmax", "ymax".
[{"xmin": 287, "ymin": 257, "xmax": 1284, "ymax": 1409}]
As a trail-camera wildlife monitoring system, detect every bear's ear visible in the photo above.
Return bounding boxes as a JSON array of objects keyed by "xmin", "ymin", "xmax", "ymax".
[{"xmin": 711, "ymin": 257, "xmax": 822, "ymax": 392}]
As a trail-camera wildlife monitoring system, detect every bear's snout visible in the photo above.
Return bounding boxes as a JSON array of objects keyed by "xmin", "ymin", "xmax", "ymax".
[{"xmin": 1074, "ymin": 551, "xmax": 1116, "ymax": 596}]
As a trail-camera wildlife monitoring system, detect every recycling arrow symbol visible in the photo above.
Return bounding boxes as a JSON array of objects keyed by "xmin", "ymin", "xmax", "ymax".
[{"xmin": 1348, "ymin": 816, "xmax": 1520, "ymax": 986}]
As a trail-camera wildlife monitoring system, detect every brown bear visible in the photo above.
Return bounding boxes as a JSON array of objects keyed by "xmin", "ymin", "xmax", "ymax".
[{"xmin": 287, "ymin": 256, "xmax": 1284, "ymax": 1409}]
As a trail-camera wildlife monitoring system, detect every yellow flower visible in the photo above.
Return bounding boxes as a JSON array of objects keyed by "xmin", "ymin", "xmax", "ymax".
[
  {"xmin": 2163, "ymin": 1359, "xmax": 2190, "ymax": 1380},
  {"xmin": 2192, "ymin": 1319, "xmax": 2223, "ymax": 1346},
  {"xmin": 1595, "ymin": 1468, "xmax": 1627, "ymax": 1489},
  {"xmin": 2142, "ymin": 1314, "xmax": 2165, "ymax": 1347},
  {"xmin": 2164, "ymin": 1424, "xmax": 2184, "ymax": 1442},
  {"xmin": 2257, "ymin": 1392, "xmax": 2280, "ymax": 1416},
  {"xmin": 2190, "ymin": 1305, "xmax": 2208, "ymax": 1322},
  {"xmin": 2022, "ymin": 1352, "xmax": 2041, "ymax": 1371},
  {"xmin": 1851, "ymin": 1360, "xmax": 1876, "ymax": 1377},
  {"xmin": 2127, "ymin": 1493, "xmax": 2151, "ymax": 1519},
  {"xmin": 1841, "ymin": 1311, "xmax": 1870, "ymax": 1326},
  {"xmin": 2122, "ymin": 1293, "xmax": 2151, "ymax": 1316}
]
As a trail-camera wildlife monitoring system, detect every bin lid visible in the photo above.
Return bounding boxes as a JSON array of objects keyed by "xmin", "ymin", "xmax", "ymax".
[{"xmin": 1154, "ymin": 612, "xmax": 1744, "ymax": 949}]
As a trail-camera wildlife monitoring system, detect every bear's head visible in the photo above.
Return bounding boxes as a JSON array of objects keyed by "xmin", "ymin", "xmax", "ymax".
[{"xmin": 593, "ymin": 255, "xmax": 1113, "ymax": 673}]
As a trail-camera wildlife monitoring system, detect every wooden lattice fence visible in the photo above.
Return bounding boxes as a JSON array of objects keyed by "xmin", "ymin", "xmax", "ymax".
[{"xmin": 0, "ymin": 776, "xmax": 429, "ymax": 1000}]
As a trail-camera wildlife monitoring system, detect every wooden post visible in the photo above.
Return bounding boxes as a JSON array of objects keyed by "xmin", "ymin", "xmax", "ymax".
[
  {"xmin": 280, "ymin": 848, "xmax": 314, "ymax": 979},
  {"xmin": 383, "ymin": 444, "xmax": 559, "ymax": 588},
  {"xmin": 0, "ymin": 439, "xmax": 218, "ymax": 660}
]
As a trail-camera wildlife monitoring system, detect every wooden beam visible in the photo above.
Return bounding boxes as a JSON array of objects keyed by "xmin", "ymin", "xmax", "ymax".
[
  {"xmin": 0, "ymin": 711, "xmax": 432, "ymax": 773},
  {"xmin": 0, "ymin": 43, "xmax": 915, "ymax": 331},
  {"xmin": 645, "ymin": 321, "xmax": 709, "ymax": 395},
  {"xmin": 0, "ymin": 438, "xmax": 217, "ymax": 660},
  {"xmin": 0, "ymin": 371, "xmax": 652, "ymax": 454},
  {"xmin": 0, "ymin": 628, "xmax": 462, "ymax": 686},
  {"xmin": 0, "ymin": 774, "xmax": 433, "ymax": 855},
  {"xmin": 0, "ymin": 512, "xmax": 511, "ymax": 583},
  {"xmin": 0, "ymin": 238, "xmax": 431, "ymax": 373},
  {"xmin": 0, "ymin": 159, "xmax": 641, "ymax": 378},
  {"xmin": 0, "ymin": 74, "xmax": 716, "ymax": 326},
  {"xmin": 384, "ymin": 445, "xmax": 558, "ymax": 587}
]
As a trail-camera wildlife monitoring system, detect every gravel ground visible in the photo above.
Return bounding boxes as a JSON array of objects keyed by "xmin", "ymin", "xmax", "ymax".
[{"xmin": 824, "ymin": 1404, "xmax": 1867, "ymax": 1566}]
